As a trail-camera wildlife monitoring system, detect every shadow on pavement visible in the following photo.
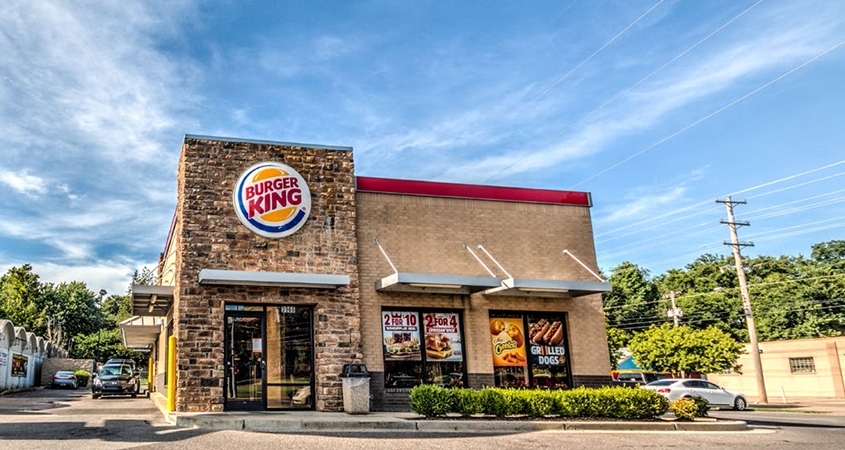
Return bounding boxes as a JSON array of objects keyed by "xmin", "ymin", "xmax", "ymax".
[{"xmin": 0, "ymin": 419, "xmax": 211, "ymax": 443}]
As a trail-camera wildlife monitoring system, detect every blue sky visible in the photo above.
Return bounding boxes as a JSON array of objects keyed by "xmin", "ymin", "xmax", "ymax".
[{"xmin": 1, "ymin": 0, "xmax": 844, "ymax": 296}]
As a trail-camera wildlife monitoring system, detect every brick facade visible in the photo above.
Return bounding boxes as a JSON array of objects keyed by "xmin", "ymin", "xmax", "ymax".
[
  {"xmin": 356, "ymin": 192, "xmax": 611, "ymax": 411},
  {"xmin": 173, "ymin": 137, "xmax": 359, "ymax": 412},
  {"xmin": 159, "ymin": 135, "xmax": 611, "ymax": 413}
]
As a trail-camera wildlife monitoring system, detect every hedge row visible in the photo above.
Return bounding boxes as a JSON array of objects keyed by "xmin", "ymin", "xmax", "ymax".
[{"xmin": 409, "ymin": 385, "xmax": 670, "ymax": 419}]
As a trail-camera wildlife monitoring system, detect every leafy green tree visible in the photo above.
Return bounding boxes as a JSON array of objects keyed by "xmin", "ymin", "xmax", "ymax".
[
  {"xmin": 605, "ymin": 327, "xmax": 629, "ymax": 370},
  {"xmin": 39, "ymin": 282, "xmax": 100, "ymax": 349},
  {"xmin": 628, "ymin": 324, "xmax": 743, "ymax": 375},
  {"xmin": 656, "ymin": 254, "xmax": 736, "ymax": 294},
  {"xmin": 673, "ymin": 291, "xmax": 746, "ymax": 342},
  {"xmin": 0, "ymin": 265, "xmax": 43, "ymax": 331},
  {"xmin": 602, "ymin": 262, "xmax": 660, "ymax": 330},
  {"xmin": 811, "ymin": 240, "xmax": 845, "ymax": 267}
]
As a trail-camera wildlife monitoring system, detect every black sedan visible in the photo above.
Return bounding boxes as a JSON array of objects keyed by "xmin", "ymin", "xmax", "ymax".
[{"xmin": 91, "ymin": 364, "xmax": 138, "ymax": 399}]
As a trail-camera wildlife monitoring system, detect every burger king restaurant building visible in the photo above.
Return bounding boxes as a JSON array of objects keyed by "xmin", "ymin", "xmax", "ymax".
[{"xmin": 124, "ymin": 135, "xmax": 612, "ymax": 413}]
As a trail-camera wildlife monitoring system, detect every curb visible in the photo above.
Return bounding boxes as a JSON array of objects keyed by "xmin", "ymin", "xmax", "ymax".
[
  {"xmin": 169, "ymin": 414, "xmax": 748, "ymax": 433},
  {"xmin": 148, "ymin": 391, "xmax": 748, "ymax": 433}
]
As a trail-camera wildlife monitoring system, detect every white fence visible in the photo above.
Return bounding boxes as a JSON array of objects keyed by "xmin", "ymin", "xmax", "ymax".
[{"xmin": 0, "ymin": 319, "xmax": 66, "ymax": 392}]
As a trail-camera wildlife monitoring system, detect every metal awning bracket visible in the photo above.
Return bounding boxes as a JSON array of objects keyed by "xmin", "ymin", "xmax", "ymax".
[
  {"xmin": 463, "ymin": 243, "xmax": 498, "ymax": 278},
  {"xmin": 562, "ymin": 249, "xmax": 606, "ymax": 282},
  {"xmin": 373, "ymin": 237, "xmax": 398, "ymax": 274}
]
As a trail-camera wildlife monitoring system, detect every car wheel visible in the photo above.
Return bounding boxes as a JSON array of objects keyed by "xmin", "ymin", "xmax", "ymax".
[
  {"xmin": 733, "ymin": 397, "xmax": 747, "ymax": 411},
  {"xmin": 92, "ymin": 394, "xmax": 100, "ymax": 399},
  {"xmin": 131, "ymin": 393, "xmax": 137, "ymax": 398}
]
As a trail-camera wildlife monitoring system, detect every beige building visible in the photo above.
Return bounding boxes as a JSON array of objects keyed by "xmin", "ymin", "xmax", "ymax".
[
  {"xmin": 708, "ymin": 336, "xmax": 845, "ymax": 401},
  {"xmin": 122, "ymin": 135, "xmax": 611, "ymax": 412}
]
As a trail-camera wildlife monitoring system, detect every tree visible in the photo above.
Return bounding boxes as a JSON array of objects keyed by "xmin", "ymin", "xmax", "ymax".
[
  {"xmin": 811, "ymin": 240, "xmax": 845, "ymax": 267},
  {"xmin": 602, "ymin": 262, "xmax": 660, "ymax": 330},
  {"xmin": 0, "ymin": 265, "xmax": 43, "ymax": 331},
  {"xmin": 628, "ymin": 324, "xmax": 743, "ymax": 375},
  {"xmin": 605, "ymin": 327, "xmax": 629, "ymax": 370}
]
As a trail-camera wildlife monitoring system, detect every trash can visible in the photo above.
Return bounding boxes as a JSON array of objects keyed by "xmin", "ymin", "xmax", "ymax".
[{"xmin": 340, "ymin": 364, "xmax": 370, "ymax": 414}]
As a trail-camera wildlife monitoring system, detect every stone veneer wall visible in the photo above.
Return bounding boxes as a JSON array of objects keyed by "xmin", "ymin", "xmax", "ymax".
[{"xmin": 174, "ymin": 137, "xmax": 360, "ymax": 412}]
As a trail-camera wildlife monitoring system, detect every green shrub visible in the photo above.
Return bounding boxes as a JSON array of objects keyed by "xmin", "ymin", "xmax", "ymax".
[
  {"xmin": 411, "ymin": 385, "xmax": 670, "ymax": 420},
  {"xmin": 452, "ymin": 388, "xmax": 483, "ymax": 417},
  {"xmin": 669, "ymin": 398, "xmax": 698, "ymax": 420},
  {"xmin": 480, "ymin": 388, "xmax": 509, "ymax": 418},
  {"xmin": 501, "ymin": 389, "xmax": 531, "ymax": 416},
  {"xmin": 409, "ymin": 384, "xmax": 452, "ymax": 418},
  {"xmin": 624, "ymin": 388, "xmax": 670, "ymax": 419},
  {"xmin": 73, "ymin": 370, "xmax": 91, "ymax": 388},
  {"xmin": 525, "ymin": 390, "xmax": 555, "ymax": 417},
  {"xmin": 690, "ymin": 395, "xmax": 710, "ymax": 417}
]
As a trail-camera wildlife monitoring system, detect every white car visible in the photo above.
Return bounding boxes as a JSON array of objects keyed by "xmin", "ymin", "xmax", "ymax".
[{"xmin": 643, "ymin": 378, "xmax": 748, "ymax": 411}]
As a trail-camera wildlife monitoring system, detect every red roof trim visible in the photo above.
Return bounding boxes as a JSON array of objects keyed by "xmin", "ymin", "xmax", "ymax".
[{"xmin": 355, "ymin": 177, "xmax": 591, "ymax": 207}]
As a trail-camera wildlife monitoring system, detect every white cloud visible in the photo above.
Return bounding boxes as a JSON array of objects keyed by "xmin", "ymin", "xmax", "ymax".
[
  {"xmin": 598, "ymin": 186, "xmax": 689, "ymax": 225},
  {"xmin": 0, "ymin": 169, "xmax": 47, "ymax": 196}
]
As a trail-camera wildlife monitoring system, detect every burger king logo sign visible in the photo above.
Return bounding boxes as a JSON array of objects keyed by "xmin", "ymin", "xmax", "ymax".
[{"xmin": 233, "ymin": 162, "xmax": 311, "ymax": 238}]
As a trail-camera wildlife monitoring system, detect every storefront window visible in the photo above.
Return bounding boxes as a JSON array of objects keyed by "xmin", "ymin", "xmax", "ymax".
[
  {"xmin": 489, "ymin": 312, "xmax": 571, "ymax": 389},
  {"xmin": 382, "ymin": 309, "xmax": 465, "ymax": 389}
]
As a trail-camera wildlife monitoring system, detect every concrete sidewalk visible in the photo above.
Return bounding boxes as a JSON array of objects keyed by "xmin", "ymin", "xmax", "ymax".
[
  {"xmin": 749, "ymin": 398, "xmax": 845, "ymax": 415},
  {"xmin": 149, "ymin": 392, "xmax": 748, "ymax": 433}
]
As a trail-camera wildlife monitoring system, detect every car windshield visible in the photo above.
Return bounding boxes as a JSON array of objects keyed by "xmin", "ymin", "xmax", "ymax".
[
  {"xmin": 645, "ymin": 379, "xmax": 676, "ymax": 387},
  {"xmin": 643, "ymin": 373, "xmax": 666, "ymax": 383},
  {"xmin": 56, "ymin": 371, "xmax": 74, "ymax": 376},
  {"xmin": 100, "ymin": 366, "xmax": 132, "ymax": 377}
]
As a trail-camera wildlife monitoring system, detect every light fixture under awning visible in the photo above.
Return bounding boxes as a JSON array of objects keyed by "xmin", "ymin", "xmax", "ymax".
[
  {"xmin": 198, "ymin": 269, "xmax": 349, "ymax": 289},
  {"xmin": 131, "ymin": 285, "xmax": 174, "ymax": 317},
  {"xmin": 484, "ymin": 277, "xmax": 611, "ymax": 298},
  {"xmin": 375, "ymin": 272, "xmax": 501, "ymax": 294},
  {"xmin": 119, "ymin": 315, "xmax": 162, "ymax": 350}
]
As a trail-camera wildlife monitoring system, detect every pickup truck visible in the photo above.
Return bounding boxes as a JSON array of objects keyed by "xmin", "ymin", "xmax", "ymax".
[{"xmin": 611, "ymin": 371, "xmax": 671, "ymax": 387}]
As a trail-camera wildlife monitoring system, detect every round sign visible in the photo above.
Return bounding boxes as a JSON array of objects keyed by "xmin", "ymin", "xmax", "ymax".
[{"xmin": 232, "ymin": 162, "xmax": 311, "ymax": 238}]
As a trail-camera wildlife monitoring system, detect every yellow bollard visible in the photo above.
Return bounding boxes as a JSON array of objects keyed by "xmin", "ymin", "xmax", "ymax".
[
  {"xmin": 148, "ymin": 356, "xmax": 154, "ymax": 393},
  {"xmin": 167, "ymin": 335, "xmax": 176, "ymax": 412}
]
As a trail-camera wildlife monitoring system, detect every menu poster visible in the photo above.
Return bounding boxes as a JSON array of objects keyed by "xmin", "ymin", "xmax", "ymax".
[
  {"xmin": 423, "ymin": 312, "xmax": 463, "ymax": 362},
  {"xmin": 11, "ymin": 353, "xmax": 27, "ymax": 377},
  {"xmin": 526, "ymin": 314, "xmax": 567, "ymax": 366},
  {"xmin": 489, "ymin": 317, "xmax": 527, "ymax": 367},
  {"xmin": 382, "ymin": 311, "xmax": 421, "ymax": 361}
]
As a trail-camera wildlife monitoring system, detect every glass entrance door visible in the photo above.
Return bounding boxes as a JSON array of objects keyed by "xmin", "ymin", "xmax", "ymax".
[
  {"xmin": 225, "ymin": 312, "xmax": 264, "ymax": 411},
  {"xmin": 224, "ymin": 305, "xmax": 314, "ymax": 411},
  {"xmin": 265, "ymin": 306, "xmax": 313, "ymax": 410}
]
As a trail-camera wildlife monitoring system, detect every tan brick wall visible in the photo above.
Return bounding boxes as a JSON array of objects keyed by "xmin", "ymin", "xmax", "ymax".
[
  {"xmin": 708, "ymin": 336, "xmax": 845, "ymax": 400},
  {"xmin": 41, "ymin": 359, "xmax": 95, "ymax": 387},
  {"xmin": 173, "ymin": 137, "xmax": 359, "ymax": 412},
  {"xmin": 356, "ymin": 192, "xmax": 610, "ymax": 382}
]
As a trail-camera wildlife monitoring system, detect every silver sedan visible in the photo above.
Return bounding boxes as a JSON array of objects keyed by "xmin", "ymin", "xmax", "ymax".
[{"xmin": 642, "ymin": 378, "xmax": 748, "ymax": 410}]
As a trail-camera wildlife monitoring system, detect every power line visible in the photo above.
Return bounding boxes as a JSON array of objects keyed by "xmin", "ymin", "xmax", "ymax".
[
  {"xmin": 486, "ymin": 0, "xmax": 763, "ymax": 184},
  {"xmin": 598, "ymin": 188, "xmax": 845, "ymax": 267},
  {"xmin": 614, "ymin": 301, "xmax": 845, "ymax": 332},
  {"xmin": 596, "ymin": 162, "xmax": 845, "ymax": 243},
  {"xmin": 570, "ymin": 39, "xmax": 845, "ymax": 189},
  {"xmin": 514, "ymin": 0, "xmax": 667, "ymax": 118},
  {"xmin": 747, "ymin": 170, "xmax": 845, "ymax": 200}
]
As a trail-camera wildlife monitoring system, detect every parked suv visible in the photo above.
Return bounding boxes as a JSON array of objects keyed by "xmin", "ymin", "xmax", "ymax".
[
  {"xmin": 105, "ymin": 358, "xmax": 137, "ymax": 372},
  {"xmin": 92, "ymin": 364, "xmax": 139, "ymax": 399}
]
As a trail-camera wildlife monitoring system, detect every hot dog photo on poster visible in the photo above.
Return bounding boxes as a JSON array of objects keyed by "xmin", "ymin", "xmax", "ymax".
[
  {"xmin": 422, "ymin": 312, "xmax": 463, "ymax": 362},
  {"xmin": 526, "ymin": 314, "xmax": 568, "ymax": 367}
]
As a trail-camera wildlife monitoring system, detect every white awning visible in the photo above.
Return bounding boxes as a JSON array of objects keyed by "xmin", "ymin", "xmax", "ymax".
[
  {"xmin": 483, "ymin": 277, "xmax": 611, "ymax": 298},
  {"xmin": 375, "ymin": 272, "xmax": 501, "ymax": 294},
  {"xmin": 119, "ymin": 315, "xmax": 162, "ymax": 350},
  {"xmin": 198, "ymin": 269, "xmax": 349, "ymax": 289}
]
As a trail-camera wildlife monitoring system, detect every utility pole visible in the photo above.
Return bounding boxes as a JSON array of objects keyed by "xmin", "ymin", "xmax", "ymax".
[
  {"xmin": 717, "ymin": 196, "xmax": 767, "ymax": 404},
  {"xmin": 666, "ymin": 291, "xmax": 682, "ymax": 327}
]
